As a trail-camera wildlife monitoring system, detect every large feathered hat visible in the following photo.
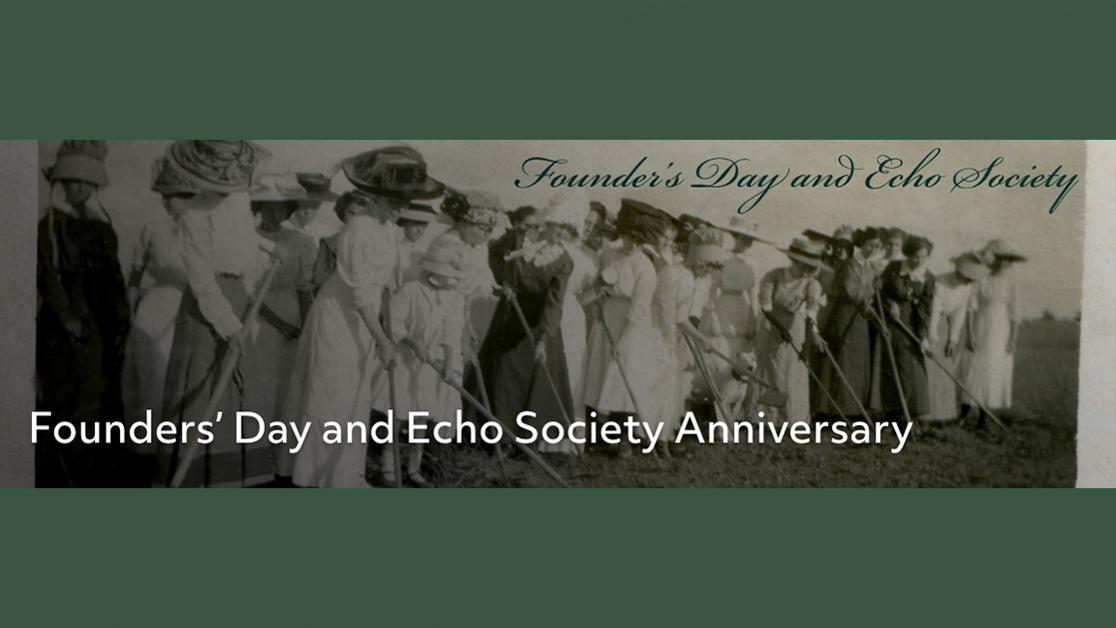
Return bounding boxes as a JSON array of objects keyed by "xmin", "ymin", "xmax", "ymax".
[
  {"xmin": 150, "ymin": 155, "xmax": 198, "ymax": 196},
  {"xmin": 342, "ymin": 146, "xmax": 443, "ymax": 200},
  {"xmin": 441, "ymin": 189, "xmax": 509, "ymax": 229},
  {"xmin": 614, "ymin": 198, "xmax": 674, "ymax": 245},
  {"xmin": 165, "ymin": 140, "xmax": 270, "ymax": 193},
  {"xmin": 543, "ymin": 193, "xmax": 590, "ymax": 235},
  {"xmin": 44, "ymin": 140, "xmax": 109, "ymax": 187}
]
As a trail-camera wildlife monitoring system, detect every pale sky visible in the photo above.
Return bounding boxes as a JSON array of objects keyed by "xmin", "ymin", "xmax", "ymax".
[{"xmin": 39, "ymin": 140, "xmax": 1086, "ymax": 319}]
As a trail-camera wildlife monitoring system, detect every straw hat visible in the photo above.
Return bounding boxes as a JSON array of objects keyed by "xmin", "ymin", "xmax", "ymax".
[
  {"xmin": 419, "ymin": 240, "xmax": 465, "ymax": 278},
  {"xmin": 544, "ymin": 193, "xmax": 590, "ymax": 235},
  {"xmin": 44, "ymin": 140, "xmax": 109, "ymax": 187},
  {"xmin": 982, "ymin": 239, "xmax": 1027, "ymax": 262},
  {"xmin": 830, "ymin": 224, "xmax": 855, "ymax": 244},
  {"xmin": 720, "ymin": 215, "xmax": 772, "ymax": 244},
  {"xmin": 342, "ymin": 146, "xmax": 443, "ymax": 200},
  {"xmin": 687, "ymin": 227, "xmax": 730, "ymax": 265},
  {"xmin": 779, "ymin": 237, "xmax": 828, "ymax": 268},
  {"xmin": 150, "ymin": 155, "xmax": 198, "ymax": 196},
  {"xmin": 249, "ymin": 173, "xmax": 309, "ymax": 203},
  {"xmin": 398, "ymin": 203, "xmax": 438, "ymax": 223},
  {"xmin": 952, "ymin": 253, "xmax": 991, "ymax": 281},
  {"xmin": 165, "ymin": 140, "xmax": 269, "ymax": 193}
]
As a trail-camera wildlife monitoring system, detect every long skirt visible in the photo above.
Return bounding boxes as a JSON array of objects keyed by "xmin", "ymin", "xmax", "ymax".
[
  {"xmin": 540, "ymin": 293, "xmax": 588, "ymax": 454},
  {"xmin": 961, "ymin": 303, "xmax": 1013, "ymax": 409},
  {"xmin": 879, "ymin": 322, "xmax": 930, "ymax": 418},
  {"xmin": 755, "ymin": 314, "xmax": 810, "ymax": 423},
  {"xmin": 156, "ymin": 276, "xmax": 272, "ymax": 487},
  {"xmin": 928, "ymin": 320, "xmax": 964, "ymax": 420},
  {"xmin": 581, "ymin": 297, "xmax": 666, "ymax": 417},
  {"xmin": 817, "ymin": 302, "xmax": 874, "ymax": 417},
  {"xmin": 35, "ymin": 313, "xmax": 107, "ymax": 487},
  {"xmin": 122, "ymin": 283, "xmax": 184, "ymax": 452},
  {"xmin": 285, "ymin": 274, "xmax": 380, "ymax": 488},
  {"xmin": 244, "ymin": 287, "xmax": 301, "ymax": 475}
]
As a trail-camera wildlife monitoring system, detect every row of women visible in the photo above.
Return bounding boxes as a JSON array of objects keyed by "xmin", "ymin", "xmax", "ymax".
[{"xmin": 35, "ymin": 140, "xmax": 1025, "ymax": 487}]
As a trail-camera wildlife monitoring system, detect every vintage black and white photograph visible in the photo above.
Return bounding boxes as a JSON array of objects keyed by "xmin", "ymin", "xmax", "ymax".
[{"xmin": 26, "ymin": 140, "xmax": 1086, "ymax": 488}]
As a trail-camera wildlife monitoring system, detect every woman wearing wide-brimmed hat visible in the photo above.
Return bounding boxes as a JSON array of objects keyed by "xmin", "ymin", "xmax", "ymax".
[
  {"xmin": 816, "ymin": 227, "xmax": 884, "ymax": 419},
  {"xmin": 878, "ymin": 235, "xmax": 937, "ymax": 421},
  {"xmin": 755, "ymin": 237, "xmax": 828, "ymax": 422},
  {"xmin": 927, "ymin": 252, "xmax": 989, "ymax": 421},
  {"xmin": 155, "ymin": 140, "xmax": 272, "ymax": 487},
  {"xmin": 960, "ymin": 239, "xmax": 1026, "ymax": 424},
  {"xmin": 120, "ymin": 157, "xmax": 192, "ymax": 464},
  {"xmin": 581, "ymin": 199, "xmax": 673, "ymax": 453},
  {"xmin": 286, "ymin": 146, "xmax": 442, "ymax": 487},
  {"xmin": 36, "ymin": 140, "xmax": 130, "ymax": 486}
]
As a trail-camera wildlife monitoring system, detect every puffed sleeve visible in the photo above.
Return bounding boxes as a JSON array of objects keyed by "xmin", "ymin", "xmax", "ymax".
[
  {"xmin": 804, "ymin": 277, "xmax": 824, "ymax": 322},
  {"xmin": 337, "ymin": 217, "xmax": 395, "ymax": 309},
  {"xmin": 180, "ymin": 211, "xmax": 243, "ymax": 339},
  {"xmin": 758, "ymin": 269, "xmax": 777, "ymax": 313}
]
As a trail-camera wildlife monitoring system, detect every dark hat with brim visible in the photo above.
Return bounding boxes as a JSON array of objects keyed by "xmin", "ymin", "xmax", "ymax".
[
  {"xmin": 342, "ymin": 146, "xmax": 444, "ymax": 200},
  {"xmin": 615, "ymin": 198, "xmax": 674, "ymax": 245}
]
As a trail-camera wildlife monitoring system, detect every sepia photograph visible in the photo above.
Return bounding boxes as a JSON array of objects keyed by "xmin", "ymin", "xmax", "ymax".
[{"xmin": 25, "ymin": 140, "xmax": 1086, "ymax": 488}]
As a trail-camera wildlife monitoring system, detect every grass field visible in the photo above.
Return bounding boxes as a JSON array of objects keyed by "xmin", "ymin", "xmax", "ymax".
[{"xmin": 435, "ymin": 319, "xmax": 1079, "ymax": 487}]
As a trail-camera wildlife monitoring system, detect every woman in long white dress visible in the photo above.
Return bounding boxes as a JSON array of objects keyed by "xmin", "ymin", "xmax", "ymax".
[
  {"xmin": 285, "ymin": 192, "xmax": 399, "ymax": 488},
  {"xmin": 121, "ymin": 157, "xmax": 191, "ymax": 455},
  {"xmin": 755, "ymin": 238, "xmax": 827, "ymax": 423},
  {"xmin": 961, "ymin": 240, "xmax": 1025, "ymax": 423},
  {"xmin": 652, "ymin": 227, "xmax": 727, "ymax": 442},
  {"xmin": 581, "ymin": 199, "xmax": 673, "ymax": 456},
  {"xmin": 927, "ymin": 253, "xmax": 987, "ymax": 421}
]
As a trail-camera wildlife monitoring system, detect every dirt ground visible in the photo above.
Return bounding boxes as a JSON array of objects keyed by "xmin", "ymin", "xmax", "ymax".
[{"xmin": 420, "ymin": 319, "xmax": 1079, "ymax": 488}]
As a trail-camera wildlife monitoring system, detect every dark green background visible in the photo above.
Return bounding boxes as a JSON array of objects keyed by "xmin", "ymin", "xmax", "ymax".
[{"xmin": 3, "ymin": 1, "xmax": 1112, "ymax": 624}]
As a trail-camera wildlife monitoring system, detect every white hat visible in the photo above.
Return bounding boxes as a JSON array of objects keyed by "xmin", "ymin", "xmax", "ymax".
[
  {"xmin": 544, "ymin": 193, "xmax": 590, "ymax": 235},
  {"xmin": 718, "ymin": 215, "xmax": 772, "ymax": 244},
  {"xmin": 250, "ymin": 173, "xmax": 309, "ymax": 203}
]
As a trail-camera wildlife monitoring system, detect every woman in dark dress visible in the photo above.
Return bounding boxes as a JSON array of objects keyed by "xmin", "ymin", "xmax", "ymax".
[
  {"xmin": 878, "ymin": 235, "xmax": 936, "ymax": 421},
  {"xmin": 478, "ymin": 215, "xmax": 574, "ymax": 439},
  {"xmin": 36, "ymin": 140, "xmax": 130, "ymax": 486},
  {"xmin": 817, "ymin": 227, "xmax": 883, "ymax": 419}
]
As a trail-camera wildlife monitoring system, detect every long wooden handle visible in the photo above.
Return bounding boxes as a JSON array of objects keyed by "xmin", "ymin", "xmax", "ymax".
[
  {"xmin": 170, "ymin": 259, "xmax": 284, "ymax": 488},
  {"xmin": 886, "ymin": 313, "xmax": 1009, "ymax": 433}
]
